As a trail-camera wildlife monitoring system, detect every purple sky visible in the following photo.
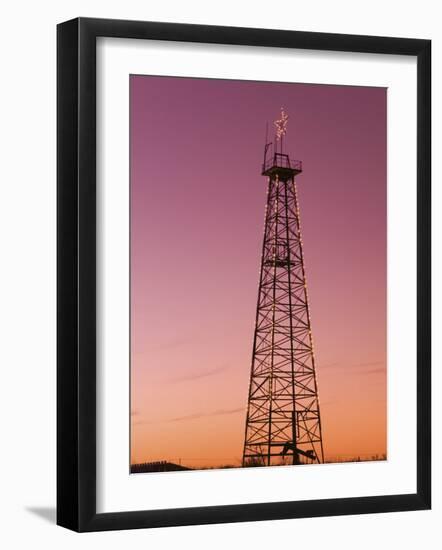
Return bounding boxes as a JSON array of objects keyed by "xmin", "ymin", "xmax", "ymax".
[{"xmin": 130, "ymin": 75, "xmax": 386, "ymax": 467}]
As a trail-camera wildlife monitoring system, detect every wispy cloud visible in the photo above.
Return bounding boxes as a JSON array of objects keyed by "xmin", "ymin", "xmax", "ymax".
[
  {"xmin": 171, "ymin": 365, "xmax": 228, "ymax": 383},
  {"xmin": 170, "ymin": 407, "xmax": 244, "ymax": 422},
  {"xmin": 319, "ymin": 361, "xmax": 341, "ymax": 369},
  {"xmin": 361, "ymin": 367, "xmax": 385, "ymax": 375},
  {"xmin": 134, "ymin": 407, "xmax": 244, "ymax": 426},
  {"xmin": 353, "ymin": 361, "xmax": 384, "ymax": 369},
  {"xmin": 319, "ymin": 360, "xmax": 384, "ymax": 373},
  {"xmin": 132, "ymin": 338, "xmax": 190, "ymax": 356}
]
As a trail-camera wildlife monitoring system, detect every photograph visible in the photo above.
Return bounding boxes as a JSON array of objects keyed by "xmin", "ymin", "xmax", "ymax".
[{"xmin": 129, "ymin": 75, "xmax": 387, "ymax": 473}]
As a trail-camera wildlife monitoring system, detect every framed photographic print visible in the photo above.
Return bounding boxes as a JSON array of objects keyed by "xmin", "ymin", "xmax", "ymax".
[{"xmin": 57, "ymin": 17, "xmax": 431, "ymax": 532}]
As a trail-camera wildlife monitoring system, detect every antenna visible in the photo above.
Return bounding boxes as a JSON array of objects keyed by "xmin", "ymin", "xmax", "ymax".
[{"xmin": 262, "ymin": 121, "xmax": 273, "ymax": 174}]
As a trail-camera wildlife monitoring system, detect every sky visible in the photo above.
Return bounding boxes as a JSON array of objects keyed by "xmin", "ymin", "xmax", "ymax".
[{"xmin": 130, "ymin": 75, "xmax": 386, "ymax": 468}]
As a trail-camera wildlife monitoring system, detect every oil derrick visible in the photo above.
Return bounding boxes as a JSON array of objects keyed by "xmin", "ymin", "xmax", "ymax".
[{"xmin": 242, "ymin": 109, "xmax": 324, "ymax": 467}]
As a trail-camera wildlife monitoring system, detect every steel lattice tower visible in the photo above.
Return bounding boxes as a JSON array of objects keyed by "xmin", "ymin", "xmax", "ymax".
[{"xmin": 242, "ymin": 110, "xmax": 324, "ymax": 467}]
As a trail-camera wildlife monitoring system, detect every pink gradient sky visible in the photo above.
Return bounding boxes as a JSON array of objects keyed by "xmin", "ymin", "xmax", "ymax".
[{"xmin": 130, "ymin": 75, "xmax": 386, "ymax": 468}]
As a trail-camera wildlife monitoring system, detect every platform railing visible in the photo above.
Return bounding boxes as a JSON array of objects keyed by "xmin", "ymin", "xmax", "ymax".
[{"xmin": 262, "ymin": 152, "xmax": 302, "ymax": 174}]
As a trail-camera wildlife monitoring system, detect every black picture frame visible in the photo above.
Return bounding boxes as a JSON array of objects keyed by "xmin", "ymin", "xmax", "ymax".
[{"xmin": 57, "ymin": 17, "xmax": 431, "ymax": 532}]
